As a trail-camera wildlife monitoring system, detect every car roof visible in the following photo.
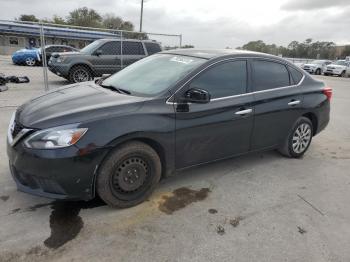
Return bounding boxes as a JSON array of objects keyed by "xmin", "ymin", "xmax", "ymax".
[
  {"xmin": 96, "ymin": 38, "xmax": 159, "ymax": 43},
  {"xmin": 45, "ymin": 45, "xmax": 75, "ymax": 48},
  {"xmin": 160, "ymin": 48, "xmax": 284, "ymax": 60}
]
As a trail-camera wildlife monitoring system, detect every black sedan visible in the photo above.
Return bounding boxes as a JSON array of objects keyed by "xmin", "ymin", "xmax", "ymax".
[{"xmin": 7, "ymin": 49, "xmax": 331, "ymax": 208}]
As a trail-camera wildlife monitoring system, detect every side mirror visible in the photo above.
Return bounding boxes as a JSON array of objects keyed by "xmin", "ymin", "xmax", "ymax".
[
  {"xmin": 94, "ymin": 49, "xmax": 102, "ymax": 56},
  {"xmin": 184, "ymin": 88, "xmax": 211, "ymax": 104}
]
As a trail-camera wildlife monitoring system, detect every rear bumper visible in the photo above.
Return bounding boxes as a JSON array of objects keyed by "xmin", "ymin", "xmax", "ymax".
[{"xmin": 7, "ymin": 139, "xmax": 108, "ymax": 201}]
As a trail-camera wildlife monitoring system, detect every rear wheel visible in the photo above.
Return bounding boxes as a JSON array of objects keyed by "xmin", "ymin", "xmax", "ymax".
[
  {"xmin": 278, "ymin": 117, "xmax": 313, "ymax": 158},
  {"xmin": 97, "ymin": 141, "xmax": 161, "ymax": 208},
  {"xmin": 25, "ymin": 57, "xmax": 36, "ymax": 66},
  {"xmin": 68, "ymin": 65, "xmax": 93, "ymax": 83}
]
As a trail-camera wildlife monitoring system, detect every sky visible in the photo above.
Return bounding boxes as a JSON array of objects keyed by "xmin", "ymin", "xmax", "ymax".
[{"xmin": 1, "ymin": 0, "xmax": 350, "ymax": 48}]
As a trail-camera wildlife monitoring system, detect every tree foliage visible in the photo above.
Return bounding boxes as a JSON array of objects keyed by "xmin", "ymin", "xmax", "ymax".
[
  {"xmin": 17, "ymin": 14, "xmax": 39, "ymax": 22},
  {"xmin": 239, "ymin": 39, "xmax": 337, "ymax": 59},
  {"xmin": 67, "ymin": 7, "xmax": 102, "ymax": 28}
]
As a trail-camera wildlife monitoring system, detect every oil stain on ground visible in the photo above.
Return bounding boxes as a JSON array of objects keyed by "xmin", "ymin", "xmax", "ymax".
[
  {"xmin": 0, "ymin": 195, "xmax": 9, "ymax": 201},
  {"xmin": 44, "ymin": 197, "xmax": 106, "ymax": 249},
  {"xmin": 158, "ymin": 187, "xmax": 210, "ymax": 215}
]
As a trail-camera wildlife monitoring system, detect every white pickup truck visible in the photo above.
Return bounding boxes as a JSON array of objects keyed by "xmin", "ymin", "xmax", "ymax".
[{"xmin": 324, "ymin": 60, "xmax": 350, "ymax": 77}]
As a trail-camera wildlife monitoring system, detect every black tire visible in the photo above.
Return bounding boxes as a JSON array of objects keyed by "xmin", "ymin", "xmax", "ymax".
[
  {"xmin": 340, "ymin": 71, "xmax": 346, "ymax": 77},
  {"xmin": 324, "ymin": 73, "xmax": 328, "ymax": 76},
  {"xmin": 278, "ymin": 117, "xmax": 313, "ymax": 158},
  {"xmin": 68, "ymin": 65, "xmax": 93, "ymax": 83},
  {"xmin": 315, "ymin": 68, "xmax": 321, "ymax": 75},
  {"xmin": 96, "ymin": 141, "xmax": 161, "ymax": 208}
]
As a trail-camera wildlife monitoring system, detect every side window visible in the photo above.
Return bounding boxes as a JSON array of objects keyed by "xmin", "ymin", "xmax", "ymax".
[
  {"xmin": 189, "ymin": 60, "xmax": 247, "ymax": 99},
  {"xmin": 252, "ymin": 60, "xmax": 290, "ymax": 91},
  {"xmin": 122, "ymin": 41, "xmax": 145, "ymax": 55},
  {"xmin": 144, "ymin": 42, "xmax": 161, "ymax": 55},
  {"xmin": 99, "ymin": 42, "xmax": 121, "ymax": 55},
  {"xmin": 288, "ymin": 66, "xmax": 303, "ymax": 85}
]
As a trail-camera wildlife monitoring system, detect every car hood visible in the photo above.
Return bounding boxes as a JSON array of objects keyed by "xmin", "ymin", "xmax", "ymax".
[
  {"xmin": 327, "ymin": 64, "xmax": 345, "ymax": 69},
  {"xmin": 13, "ymin": 49, "xmax": 39, "ymax": 55},
  {"xmin": 17, "ymin": 82, "xmax": 147, "ymax": 129}
]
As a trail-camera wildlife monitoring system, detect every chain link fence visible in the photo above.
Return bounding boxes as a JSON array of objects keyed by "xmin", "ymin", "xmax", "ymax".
[{"xmin": 0, "ymin": 20, "xmax": 182, "ymax": 91}]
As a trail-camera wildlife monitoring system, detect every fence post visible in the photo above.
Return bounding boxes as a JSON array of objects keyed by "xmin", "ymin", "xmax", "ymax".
[
  {"xmin": 39, "ymin": 23, "xmax": 49, "ymax": 91},
  {"xmin": 120, "ymin": 31, "xmax": 123, "ymax": 70},
  {"xmin": 179, "ymin": 34, "xmax": 182, "ymax": 48}
]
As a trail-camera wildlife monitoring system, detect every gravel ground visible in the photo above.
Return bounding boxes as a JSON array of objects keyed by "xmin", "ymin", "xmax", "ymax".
[{"xmin": 0, "ymin": 58, "xmax": 350, "ymax": 262}]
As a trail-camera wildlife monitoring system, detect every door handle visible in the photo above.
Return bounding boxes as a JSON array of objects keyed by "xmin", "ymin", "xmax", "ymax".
[
  {"xmin": 235, "ymin": 108, "xmax": 253, "ymax": 115},
  {"xmin": 288, "ymin": 100, "xmax": 301, "ymax": 106}
]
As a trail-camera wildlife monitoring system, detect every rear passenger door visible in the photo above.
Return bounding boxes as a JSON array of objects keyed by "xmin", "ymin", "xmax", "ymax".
[
  {"xmin": 121, "ymin": 41, "xmax": 146, "ymax": 68},
  {"xmin": 250, "ymin": 59, "xmax": 304, "ymax": 150}
]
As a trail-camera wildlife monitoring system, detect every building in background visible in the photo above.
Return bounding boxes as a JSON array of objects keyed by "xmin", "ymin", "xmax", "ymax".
[{"xmin": 0, "ymin": 21, "xmax": 120, "ymax": 55}]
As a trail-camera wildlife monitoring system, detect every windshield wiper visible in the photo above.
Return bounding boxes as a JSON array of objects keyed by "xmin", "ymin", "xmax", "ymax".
[{"xmin": 99, "ymin": 83, "xmax": 131, "ymax": 95}]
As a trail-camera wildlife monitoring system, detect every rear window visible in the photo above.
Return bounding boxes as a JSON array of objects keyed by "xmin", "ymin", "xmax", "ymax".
[
  {"xmin": 252, "ymin": 60, "xmax": 290, "ymax": 91},
  {"xmin": 288, "ymin": 66, "xmax": 303, "ymax": 85},
  {"xmin": 123, "ymin": 41, "xmax": 145, "ymax": 55},
  {"xmin": 144, "ymin": 42, "xmax": 161, "ymax": 55}
]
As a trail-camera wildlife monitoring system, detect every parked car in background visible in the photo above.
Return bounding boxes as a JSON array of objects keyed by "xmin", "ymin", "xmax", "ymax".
[
  {"xmin": 48, "ymin": 39, "xmax": 162, "ymax": 83},
  {"xmin": 302, "ymin": 60, "xmax": 332, "ymax": 75},
  {"xmin": 11, "ymin": 45, "xmax": 78, "ymax": 66},
  {"xmin": 39, "ymin": 45, "xmax": 79, "ymax": 63},
  {"xmin": 7, "ymin": 49, "xmax": 331, "ymax": 208},
  {"xmin": 324, "ymin": 60, "xmax": 350, "ymax": 77},
  {"xmin": 12, "ymin": 48, "xmax": 40, "ymax": 66}
]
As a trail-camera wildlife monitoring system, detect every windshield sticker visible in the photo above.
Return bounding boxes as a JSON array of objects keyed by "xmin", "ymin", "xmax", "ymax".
[{"xmin": 170, "ymin": 56, "xmax": 194, "ymax": 64}]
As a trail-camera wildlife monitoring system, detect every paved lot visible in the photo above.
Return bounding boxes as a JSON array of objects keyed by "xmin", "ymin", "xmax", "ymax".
[{"xmin": 0, "ymin": 58, "xmax": 350, "ymax": 262}]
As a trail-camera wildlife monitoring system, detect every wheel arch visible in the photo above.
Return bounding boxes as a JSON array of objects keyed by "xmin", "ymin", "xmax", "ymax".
[
  {"xmin": 302, "ymin": 112, "xmax": 318, "ymax": 136},
  {"xmin": 91, "ymin": 134, "xmax": 173, "ymax": 199}
]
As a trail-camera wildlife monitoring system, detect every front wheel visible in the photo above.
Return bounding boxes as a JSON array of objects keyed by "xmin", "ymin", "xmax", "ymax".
[
  {"xmin": 278, "ymin": 117, "xmax": 313, "ymax": 158},
  {"xmin": 97, "ymin": 141, "xmax": 161, "ymax": 208},
  {"xmin": 68, "ymin": 65, "xmax": 93, "ymax": 83},
  {"xmin": 340, "ymin": 71, "xmax": 346, "ymax": 77},
  {"xmin": 25, "ymin": 57, "xmax": 36, "ymax": 66},
  {"xmin": 315, "ymin": 68, "xmax": 321, "ymax": 75}
]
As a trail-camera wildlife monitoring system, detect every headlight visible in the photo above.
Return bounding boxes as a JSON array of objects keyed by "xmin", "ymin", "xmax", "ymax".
[
  {"xmin": 24, "ymin": 126, "xmax": 88, "ymax": 149},
  {"xmin": 56, "ymin": 57, "xmax": 67, "ymax": 63}
]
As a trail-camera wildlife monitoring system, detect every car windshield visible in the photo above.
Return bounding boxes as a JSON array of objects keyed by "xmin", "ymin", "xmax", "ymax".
[
  {"xmin": 101, "ymin": 54, "xmax": 206, "ymax": 96},
  {"xmin": 334, "ymin": 60, "xmax": 346, "ymax": 66},
  {"xmin": 80, "ymin": 40, "xmax": 103, "ymax": 54}
]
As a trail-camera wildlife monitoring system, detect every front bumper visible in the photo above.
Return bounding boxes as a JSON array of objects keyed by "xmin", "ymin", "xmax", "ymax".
[
  {"xmin": 324, "ymin": 69, "xmax": 343, "ymax": 75},
  {"xmin": 303, "ymin": 68, "xmax": 316, "ymax": 73},
  {"xmin": 7, "ymin": 136, "xmax": 107, "ymax": 201},
  {"xmin": 48, "ymin": 62, "xmax": 70, "ymax": 78}
]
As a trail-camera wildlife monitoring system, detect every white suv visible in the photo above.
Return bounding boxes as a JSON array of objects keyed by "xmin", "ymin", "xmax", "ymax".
[
  {"xmin": 324, "ymin": 60, "xmax": 350, "ymax": 77},
  {"xmin": 302, "ymin": 60, "xmax": 332, "ymax": 75}
]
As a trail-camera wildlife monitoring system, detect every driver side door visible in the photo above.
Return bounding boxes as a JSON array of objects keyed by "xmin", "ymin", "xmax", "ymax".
[{"xmin": 174, "ymin": 59, "xmax": 254, "ymax": 169}]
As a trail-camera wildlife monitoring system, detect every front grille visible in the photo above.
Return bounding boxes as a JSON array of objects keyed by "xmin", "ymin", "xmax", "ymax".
[{"xmin": 12, "ymin": 121, "xmax": 24, "ymax": 138}]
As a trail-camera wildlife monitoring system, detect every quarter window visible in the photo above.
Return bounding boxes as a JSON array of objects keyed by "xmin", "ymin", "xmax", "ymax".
[
  {"xmin": 288, "ymin": 66, "xmax": 303, "ymax": 85},
  {"xmin": 189, "ymin": 60, "xmax": 247, "ymax": 99},
  {"xmin": 144, "ymin": 42, "xmax": 161, "ymax": 55},
  {"xmin": 252, "ymin": 60, "xmax": 290, "ymax": 91}
]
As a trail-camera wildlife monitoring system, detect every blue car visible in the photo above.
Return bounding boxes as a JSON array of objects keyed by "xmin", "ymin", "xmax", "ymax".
[{"xmin": 12, "ymin": 48, "xmax": 41, "ymax": 66}]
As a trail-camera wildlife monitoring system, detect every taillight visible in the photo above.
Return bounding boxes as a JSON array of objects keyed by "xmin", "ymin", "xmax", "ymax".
[{"xmin": 323, "ymin": 87, "xmax": 332, "ymax": 101}]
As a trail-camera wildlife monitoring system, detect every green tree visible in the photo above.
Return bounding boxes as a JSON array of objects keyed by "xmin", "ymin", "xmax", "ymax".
[
  {"xmin": 17, "ymin": 14, "xmax": 39, "ymax": 22},
  {"xmin": 67, "ymin": 7, "xmax": 102, "ymax": 27}
]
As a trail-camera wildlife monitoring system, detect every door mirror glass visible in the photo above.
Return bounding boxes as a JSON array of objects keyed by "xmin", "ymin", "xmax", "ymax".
[
  {"xmin": 184, "ymin": 88, "xmax": 211, "ymax": 103},
  {"xmin": 94, "ymin": 49, "xmax": 103, "ymax": 56}
]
